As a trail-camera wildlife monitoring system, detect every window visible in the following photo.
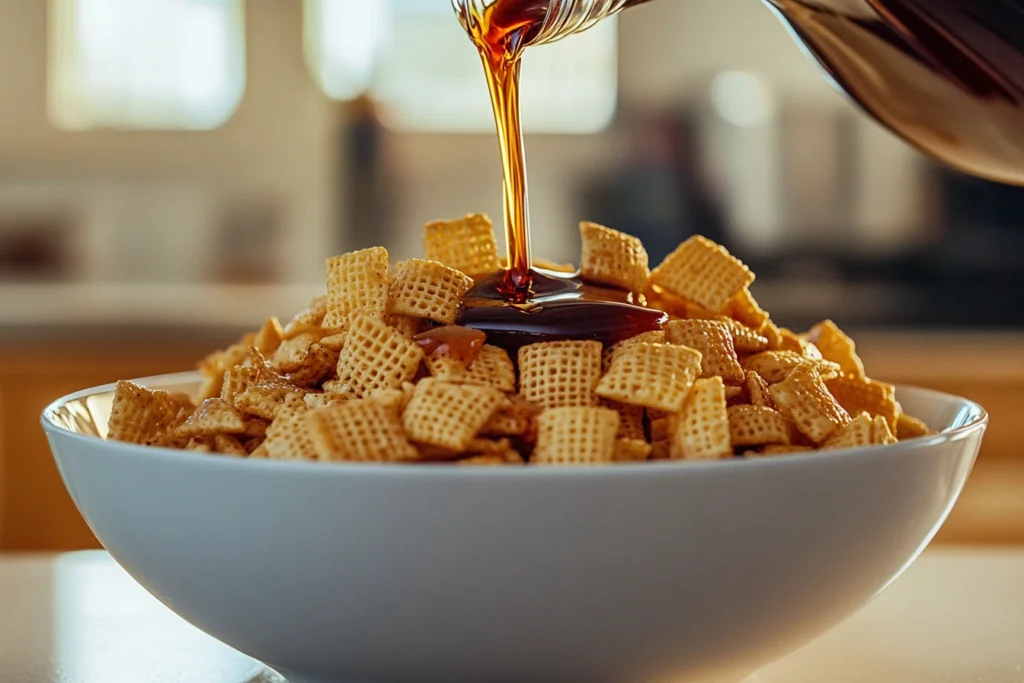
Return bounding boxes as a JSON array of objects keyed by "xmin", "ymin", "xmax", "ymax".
[
  {"xmin": 49, "ymin": 0, "xmax": 246, "ymax": 131},
  {"xmin": 304, "ymin": 0, "xmax": 618, "ymax": 133}
]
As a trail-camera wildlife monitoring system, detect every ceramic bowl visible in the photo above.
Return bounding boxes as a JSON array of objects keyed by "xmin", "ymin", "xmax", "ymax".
[{"xmin": 43, "ymin": 372, "xmax": 986, "ymax": 683}]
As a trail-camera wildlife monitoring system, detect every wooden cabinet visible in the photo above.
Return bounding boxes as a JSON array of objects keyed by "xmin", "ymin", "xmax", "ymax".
[{"xmin": 1, "ymin": 331, "xmax": 1021, "ymax": 550}]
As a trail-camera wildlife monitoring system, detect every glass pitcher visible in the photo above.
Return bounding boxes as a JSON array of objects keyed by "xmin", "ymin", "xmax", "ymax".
[{"xmin": 452, "ymin": 0, "xmax": 1024, "ymax": 186}]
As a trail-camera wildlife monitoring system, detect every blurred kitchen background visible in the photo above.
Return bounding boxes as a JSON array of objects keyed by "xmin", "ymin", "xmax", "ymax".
[{"xmin": 0, "ymin": 0, "xmax": 1020, "ymax": 550}]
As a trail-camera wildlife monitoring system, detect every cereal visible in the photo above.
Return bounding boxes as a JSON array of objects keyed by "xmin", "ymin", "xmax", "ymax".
[
  {"xmin": 333, "ymin": 314, "xmax": 425, "ymax": 398},
  {"xmin": 664, "ymin": 319, "xmax": 744, "ymax": 384},
  {"xmin": 107, "ymin": 225, "xmax": 930, "ymax": 466},
  {"xmin": 519, "ymin": 340, "xmax": 602, "ymax": 410},
  {"xmin": 650, "ymin": 235, "xmax": 755, "ymax": 313},
  {"xmin": 402, "ymin": 379, "xmax": 505, "ymax": 452},
  {"xmin": 597, "ymin": 342, "xmax": 702, "ymax": 413},
  {"xmin": 322, "ymin": 247, "xmax": 390, "ymax": 330},
  {"xmin": 806, "ymin": 320, "xmax": 866, "ymax": 379},
  {"xmin": 728, "ymin": 405, "xmax": 791, "ymax": 447},
  {"xmin": 532, "ymin": 407, "xmax": 620, "ymax": 465},
  {"xmin": 770, "ymin": 365, "xmax": 851, "ymax": 444},
  {"xmin": 387, "ymin": 259, "xmax": 475, "ymax": 325},
  {"xmin": 671, "ymin": 377, "xmax": 731, "ymax": 460},
  {"xmin": 424, "ymin": 214, "xmax": 500, "ymax": 276},
  {"xmin": 578, "ymin": 221, "xmax": 650, "ymax": 293},
  {"xmin": 308, "ymin": 399, "xmax": 418, "ymax": 462}
]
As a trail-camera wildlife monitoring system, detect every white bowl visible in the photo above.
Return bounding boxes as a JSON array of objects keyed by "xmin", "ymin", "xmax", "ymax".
[{"xmin": 43, "ymin": 372, "xmax": 986, "ymax": 683}]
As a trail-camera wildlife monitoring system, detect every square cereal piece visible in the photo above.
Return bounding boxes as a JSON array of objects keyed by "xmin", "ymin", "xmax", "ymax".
[
  {"xmin": 769, "ymin": 365, "xmax": 851, "ymax": 444},
  {"xmin": 724, "ymin": 384, "xmax": 745, "ymax": 403},
  {"xmin": 671, "ymin": 377, "xmax": 731, "ymax": 460},
  {"xmin": 806, "ymin": 319, "xmax": 866, "ymax": 379},
  {"xmin": 597, "ymin": 342, "xmax": 702, "ymax": 413},
  {"xmin": 578, "ymin": 221, "xmax": 650, "ymax": 293},
  {"xmin": 519, "ymin": 340, "xmax": 602, "ymax": 410},
  {"xmin": 825, "ymin": 375, "xmax": 899, "ymax": 431},
  {"xmin": 744, "ymin": 371, "xmax": 774, "ymax": 409},
  {"xmin": 176, "ymin": 398, "xmax": 247, "ymax": 438},
  {"xmin": 220, "ymin": 366, "xmax": 261, "ymax": 406},
  {"xmin": 822, "ymin": 413, "xmax": 873, "ymax": 450},
  {"xmin": 465, "ymin": 345, "xmax": 516, "ymax": 393},
  {"xmin": 253, "ymin": 317, "xmax": 285, "ymax": 356},
  {"xmin": 106, "ymin": 380, "xmax": 179, "ymax": 445},
  {"xmin": 717, "ymin": 317, "xmax": 769, "ymax": 353},
  {"xmin": 263, "ymin": 412, "xmax": 319, "ymax": 461},
  {"xmin": 603, "ymin": 330, "xmax": 665, "ymax": 371},
  {"xmin": 761, "ymin": 320, "xmax": 785, "ymax": 351},
  {"xmin": 650, "ymin": 236, "xmax": 755, "ymax": 313},
  {"xmin": 896, "ymin": 412, "xmax": 932, "ymax": 440},
  {"xmin": 726, "ymin": 287, "xmax": 770, "ymax": 330},
  {"xmin": 213, "ymin": 434, "xmax": 247, "ymax": 457},
  {"xmin": 872, "ymin": 414, "xmax": 898, "ymax": 445},
  {"xmin": 234, "ymin": 385, "xmax": 304, "ymax": 421},
  {"xmin": 424, "ymin": 353, "xmax": 468, "ymax": 384},
  {"xmin": 424, "ymin": 214, "xmax": 500, "ymax": 276},
  {"xmin": 532, "ymin": 407, "xmax": 619, "ymax": 466},
  {"xmin": 665, "ymin": 319, "xmax": 744, "ymax": 384},
  {"xmin": 334, "ymin": 314, "xmax": 425, "ymax": 398},
  {"xmin": 727, "ymin": 405, "xmax": 791, "ymax": 447},
  {"xmin": 307, "ymin": 399, "xmax": 418, "ymax": 462},
  {"xmin": 742, "ymin": 350, "xmax": 841, "ymax": 384},
  {"xmin": 600, "ymin": 398, "xmax": 645, "ymax": 441},
  {"xmin": 387, "ymin": 259, "xmax": 474, "ymax": 325},
  {"xmin": 322, "ymin": 247, "xmax": 390, "ymax": 330},
  {"xmin": 481, "ymin": 396, "xmax": 539, "ymax": 437},
  {"xmin": 318, "ymin": 332, "xmax": 347, "ymax": 352},
  {"xmin": 614, "ymin": 438, "xmax": 652, "ymax": 463},
  {"xmin": 287, "ymin": 342, "xmax": 340, "ymax": 389},
  {"xmin": 403, "ymin": 379, "xmax": 505, "ymax": 452},
  {"xmin": 387, "ymin": 314, "xmax": 428, "ymax": 339}
]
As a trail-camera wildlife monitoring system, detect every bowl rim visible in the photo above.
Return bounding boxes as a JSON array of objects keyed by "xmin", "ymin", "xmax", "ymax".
[{"xmin": 41, "ymin": 371, "xmax": 988, "ymax": 478}]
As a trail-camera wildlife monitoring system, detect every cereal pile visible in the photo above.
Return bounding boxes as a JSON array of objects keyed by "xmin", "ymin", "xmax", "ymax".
[{"xmin": 106, "ymin": 215, "xmax": 933, "ymax": 465}]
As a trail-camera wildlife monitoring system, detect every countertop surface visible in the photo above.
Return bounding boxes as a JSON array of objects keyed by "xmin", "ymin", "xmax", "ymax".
[{"xmin": 0, "ymin": 549, "xmax": 1021, "ymax": 683}]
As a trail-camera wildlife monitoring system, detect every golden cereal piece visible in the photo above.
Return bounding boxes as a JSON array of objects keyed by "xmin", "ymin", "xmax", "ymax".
[
  {"xmin": 308, "ymin": 400, "xmax": 418, "ymax": 462},
  {"xmin": 650, "ymin": 236, "xmax": 755, "ymax": 313},
  {"xmin": 368, "ymin": 387, "xmax": 409, "ymax": 416},
  {"xmin": 823, "ymin": 413, "xmax": 873, "ymax": 450},
  {"xmin": 283, "ymin": 295, "xmax": 328, "ymax": 338},
  {"xmin": 242, "ymin": 417, "xmax": 270, "ymax": 439},
  {"xmin": 532, "ymin": 407, "xmax": 620, "ymax": 466},
  {"xmin": 387, "ymin": 259, "xmax": 474, "ymax": 325},
  {"xmin": 896, "ymin": 412, "xmax": 932, "ymax": 440},
  {"xmin": 288, "ymin": 343, "xmax": 341, "ymax": 389},
  {"xmin": 665, "ymin": 319, "xmax": 745, "ymax": 384},
  {"xmin": 649, "ymin": 438, "xmax": 671, "ymax": 460},
  {"xmin": 426, "ymin": 344, "xmax": 516, "ymax": 394},
  {"xmin": 303, "ymin": 393, "xmax": 343, "ymax": 410},
  {"xmin": 253, "ymin": 317, "xmax": 285, "ymax": 356},
  {"xmin": 220, "ymin": 366, "xmax": 261, "ymax": 406},
  {"xmin": 603, "ymin": 330, "xmax": 665, "ymax": 371},
  {"xmin": 459, "ymin": 450, "xmax": 526, "ymax": 466},
  {"xmin": 744, "ymin": 371, "xmax": 774, "ymax": 409},
  {"xmin": 743, "ymin": 350, "xmax": 841, "ymax": 384},
  {"xmin": 578, "ymin": 221, "xmax": 650, "ymax": 293},
  {"xmin": 806, "ymin": 320, "xmax": 866, "ymax": 379},
  {"xmin": 318, "ymin": 332, "xmax": 347, "ymax": 352},
  {"xmin": 872, "ymin": 415, "xmax": 898, "ymax": 445},
  {"xmin": 386, "ymin": 314, "xmax": 428, "ymax": 339},
  {"xmin": 779, "ymin": 328, "xmax": 824, "ymax": 360},
  {"xmin": 424, "ymin": 214, "xmax": 500, "ymax": 276},
  {"xmin": 423, "ymin": 354, "xmax": 468, "ymax": 384},
  {"xmin": 176, "ymin": 398, "xmax": 247, "ymax": 438},
  {"xmin": 234, "ymin": 385, "xmax": 304, "ymax": 421},
  {"xmin": 481, "ymin": 396, "xmax": 539, "ymax": 437},
  {"xmin": 264, "ymin": 412, "xmax": 319, "ymax": 461},
  {"xmin": 597, "ymin": 342, "xmax": 703, "ymax": 413},
  {"xmin": 519, "ymin": 340, "xmax": 603, "ymax": 410},
  {"xmin": 402, "ymin": 379, "xmax": 505, "ymax": 452},
  {"xmin": 322, "ymin": 247, "xmax": 390, "ymax": 330},
  {"xmin": 724, "ymin": 385, "xmax": 745, "ymax": 402},
  {"xmin": 213, "ymin": 434, "xmax": 247, "ymax": 457},
  {"xmin": 825, "ymin": 374, "xmax": 899, "ymax": 431},
  {"xmin": 649, "ymin": 415, "xmax": 673, "ymax": 443},
  {"xmin": 727, "ymin": 405, "xmax": 791, "ymax": 448},
  {"xmin": 761, "ymin": 320, "xmax": 784, "ymax": 351},
  {"xmin": 614, "ymin": 438, "xmax": 652, "ymax": 463},
  {"xmin": 726, "ymin": 287, "xmax": 770, "ymax": 330},
  {"xmin": 769, "ymin": 365, "xmax": 851, "ymax": 444},
  {"xmin": 601, "ymin": 398, "xmax": 646, "ymax": 441},
  {"xmin": 106, "ymin": 380, "xmax": 179, "ymax": 446},
  {"xmin": 185, "ymin": 437, "xmax": 214, "ymax": 453},
  {"xmin": 671, "ymin": 377, "xmax": 731, "ymax": 460},
  {"xmin": 717, "ymin": 317, "xmax": 770, "ymax": 353},
  {"xmin": 333, "ymin": 314, "xmax": 425, "ymax": 398},
  {"xmin": 273, "ymin": 332, "xmax": 321, "ymax": 374}
]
